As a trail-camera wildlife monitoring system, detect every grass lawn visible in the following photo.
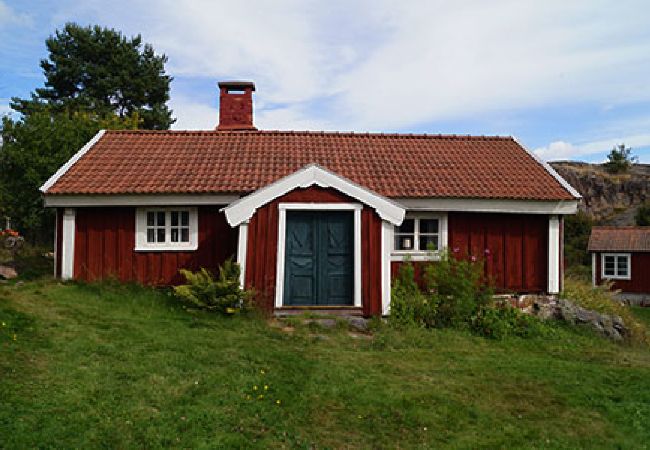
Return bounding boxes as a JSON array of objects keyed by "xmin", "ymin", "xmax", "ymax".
[{"xmin": 1, "ymin": 280, "xmax": 650, "ymax": 448}]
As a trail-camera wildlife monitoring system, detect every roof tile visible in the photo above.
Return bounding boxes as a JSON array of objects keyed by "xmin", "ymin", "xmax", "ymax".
[
  {"xmin": 588, "ymin": 227, "xmax": 650, "ymax": 252},
  {"xmin": 46, "ymin": 130, "xmax": 576, "ymax": 200}
]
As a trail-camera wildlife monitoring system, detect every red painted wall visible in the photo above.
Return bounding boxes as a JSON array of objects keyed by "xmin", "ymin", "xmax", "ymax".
[
  {"xmin": 72, "ymin": 206, "xmax": 237, "ymax": 285},
  {"xmin": 244, "ymin": 186, "xmax": 383, "ymax": 315},
  {"xmin": 594, "ymin": 252, "xmax": 650, "ymax": 293},
  {"xmin": 392, "ymin": 213, "xmax": 550, "ymax": 293}
]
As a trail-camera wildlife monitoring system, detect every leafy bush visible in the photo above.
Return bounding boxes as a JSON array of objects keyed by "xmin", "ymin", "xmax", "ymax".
[
  {"xmin": 424, "ymin": 251, "xmax": 493, "ymax": 328},
  {"xmin": 174, "ymin": 259, "xmax": 251, "ymax": 314},
  {"xmin": 635, "ymin": 202, "xmax": 650, "ymax": 226},
  {"xmin": 472, "ymin": 304, "xmax": 549, "ymax": 339},
  {"xmin": 561, "ymin": 278, "xmax": 649, "ymax": 345},
  {"xmin": 389, "ymin": 262, "xmax": 436, "ymax": 328}
]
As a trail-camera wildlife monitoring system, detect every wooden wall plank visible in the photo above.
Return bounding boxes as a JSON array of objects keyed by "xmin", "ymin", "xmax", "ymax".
[{"xmin": 71, "ymin": 206, "xmax": 236, "ymax": 285}]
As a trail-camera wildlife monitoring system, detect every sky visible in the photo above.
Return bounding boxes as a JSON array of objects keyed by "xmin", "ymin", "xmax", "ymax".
[{"xmin": 1, "ymin": 0, "xmax": 649, "ymax": 163}]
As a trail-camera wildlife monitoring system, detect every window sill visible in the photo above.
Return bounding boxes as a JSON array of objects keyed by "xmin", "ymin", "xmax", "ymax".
[
  {"xmin": 391, "ymin": 251, "xmax": 441, "ymax": 262},
  {"xmin": 602, "ymin": 275, "xmax": 631, "ymax": 281},
  {"xmin": 134, "ymin": 244, "xmax": 198, "ymax": 252}
]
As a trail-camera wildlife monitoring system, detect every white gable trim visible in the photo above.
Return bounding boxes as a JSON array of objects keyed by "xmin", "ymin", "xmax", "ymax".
[
  {"xmin": 223, "ymin": 164, "xmax": 405, "ymax": 226},
  {"xmin": 40, "ymin": 130, "xmax": 106, "ymax": 193},
  {"xmin": 512, "ymin": 136, "xmax": 582, "ymax": 200}
]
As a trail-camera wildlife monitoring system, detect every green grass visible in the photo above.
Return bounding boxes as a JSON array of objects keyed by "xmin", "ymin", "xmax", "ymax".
[{"xmin": 1, "ymin": 281, "xmax": 650, "ymax": 448}]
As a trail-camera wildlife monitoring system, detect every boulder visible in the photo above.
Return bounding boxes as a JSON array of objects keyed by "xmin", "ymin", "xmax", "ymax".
[
  {"xmin": 531, "ymin": 297, "xmax": 628, "ymax": 341},
  {"xmin": 0, "ymin": 265, "xmax": 18, "ymax": 280}
]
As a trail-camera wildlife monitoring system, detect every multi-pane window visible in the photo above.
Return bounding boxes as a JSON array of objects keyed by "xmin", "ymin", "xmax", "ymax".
[
  {"xmin": 137, "ymin": 208, "xmax": 197, "ymax": 251},
  {"xmin": 602, "ymin": 253, "xmax": 631, "ymax": 279},
  {"xmin": 394, "ymin": 217, "xmax": 440, "ymax": 251}
]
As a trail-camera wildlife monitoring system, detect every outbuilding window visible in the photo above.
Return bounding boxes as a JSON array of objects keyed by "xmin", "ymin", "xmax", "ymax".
[
  {"xmin": 601, "ymin": 253, "xmax": 631, "ymax": 280},
  {"xmin": 135, "ymin": 208, "xmax": 198, "ymax": 251},
  {"xmin": 393, "ymin": 215, "xmax": 443, "ymax": 252}
]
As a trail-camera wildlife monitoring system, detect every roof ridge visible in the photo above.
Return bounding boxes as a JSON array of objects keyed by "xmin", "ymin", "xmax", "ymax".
[{"xmin": 104, "ymin": 129, "xmax": 514, "ymax": 140}]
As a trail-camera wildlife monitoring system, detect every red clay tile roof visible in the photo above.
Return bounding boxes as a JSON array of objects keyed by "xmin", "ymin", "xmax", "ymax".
[
  {"xmin": 44, "ymin": 130, "xmax": 577, "ymax": 200},
  {"xmin": 588, "ymin": 227, "xmax": 650, "ymax": 252}
]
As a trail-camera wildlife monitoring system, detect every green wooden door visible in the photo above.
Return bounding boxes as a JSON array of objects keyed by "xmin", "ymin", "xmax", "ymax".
[{"xmin": 283, "ymin": 211, "xmax": 354, "ymax": 306}]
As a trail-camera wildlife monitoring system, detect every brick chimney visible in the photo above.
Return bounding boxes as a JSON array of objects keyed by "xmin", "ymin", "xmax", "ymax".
[{"xmin": 217, "ymin": 81, "xmax": 256, "ymax": 130}]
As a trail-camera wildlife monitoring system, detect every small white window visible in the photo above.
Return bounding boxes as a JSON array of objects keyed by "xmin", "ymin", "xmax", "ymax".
[
  {"xmin": 394, "ymin": 216, "xmax": 441, "ymax": 252},
  {"xmin": 136, "ymin": 208, "xmax": 198, "ymax": 251},
  {"xmin": 601, "ymin": 253, "xmax": 631, "ymax": 280}
]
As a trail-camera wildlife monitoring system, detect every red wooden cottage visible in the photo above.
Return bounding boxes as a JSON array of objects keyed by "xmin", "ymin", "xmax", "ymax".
[
  {"xmin": 41, "ymin": 81, "xmax": 580, "ymax": 316},
  {"xmin": 588, "ymin": 226, "xmax": 650, "ymax": 300}
]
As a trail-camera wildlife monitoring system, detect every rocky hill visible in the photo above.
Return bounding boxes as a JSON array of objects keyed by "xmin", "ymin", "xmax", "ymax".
[{"xmin": 550, "ymin": 162, "xmax": 650, "ymax": 225}]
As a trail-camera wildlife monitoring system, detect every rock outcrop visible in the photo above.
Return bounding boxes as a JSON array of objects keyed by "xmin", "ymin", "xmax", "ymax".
[
  {"xmin": 531, "ymin": 297, "xmax": 628, "ymax": 341},
  {"xmin": 550, "ymin": 162, "xmax": 650, "ymax": 224}
]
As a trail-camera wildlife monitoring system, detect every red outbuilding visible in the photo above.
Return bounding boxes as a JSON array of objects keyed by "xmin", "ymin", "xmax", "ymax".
[
  {"xmin": 588, "ymin": 226, "xmax": 650, "ymax": 302},
  {"xmin": 42, "ymin": 81, "xmax": 580, "ymax": 316}
]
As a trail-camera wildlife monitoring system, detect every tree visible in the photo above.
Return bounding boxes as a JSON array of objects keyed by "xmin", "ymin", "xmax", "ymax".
[
  {"xmin": 11, "ymin": 23, "xmax": 174, "ymax": 130},
  {"xmin": 636, "ymin": 203, "xmax": 650, "ymax": 226},
  {"xmin": 603, "ymin": 143, "xmax": 637, "ymax": 174},
  {"xmin": 0, "ymin": 109, "xmax": 138, "ymax": 242},
  {"xmin": 564, "ymin": 210, "xmax": 593, "ymax": 268}
]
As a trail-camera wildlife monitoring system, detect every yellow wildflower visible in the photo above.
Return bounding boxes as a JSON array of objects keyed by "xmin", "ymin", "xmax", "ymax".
[
  {"xmin": 12, "ymin": 334, "xmax": 16, "ymax": 341},
  {"xmin": 264, "ymin": 385, "xmax": 268, "ymax": 391},
  {"xmin": 253, "ymin": 385, "xmax": 258, "ymax": 391},
  {"xmin": 258, "ymin": 395, "xmax": 264, "ymax": 400},
  {"xmin": 260, "ymin": 369, "xmax": 265, "ymax": 374},
  {"xmin": 276, "ymin": 400, "xmax": 281, "ymax": 405}
]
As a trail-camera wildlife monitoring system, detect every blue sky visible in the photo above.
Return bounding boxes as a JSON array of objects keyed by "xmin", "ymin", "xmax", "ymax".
[{"xmin": 1, "ymin": 0, "xmax": 649, "ymax": 162}]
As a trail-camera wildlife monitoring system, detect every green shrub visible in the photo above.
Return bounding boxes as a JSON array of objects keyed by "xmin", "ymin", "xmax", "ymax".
[
  {"xmin": 471, "ymin": 304, "xmax": 549, "ymax": 339},
  {"xmin": 561, "ymin": 278, "xmax": 649, "ymax": 345},
  {"xmin": 635, "ymin": 202, "xmax": 650, "ymax": 226},
  {"xmin": 389, "ymin": 262, "xmax": 436, "ymax": 328},
  {"xmin": 424, "ymin": 251, "xmax": 494, "ymax": 328},
  {"xmin": 174, "ymin": 259, "xmax": 251, "ymax": 314}
]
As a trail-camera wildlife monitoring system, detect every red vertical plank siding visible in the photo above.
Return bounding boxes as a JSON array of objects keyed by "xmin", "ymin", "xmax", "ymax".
[
  {"xmin": 444, "ymin": 213, "xmax": 548, "ymax": 293},
  {"xmin": 485, "ymin": 217, "xmax": 505, "ymax": 288},
  {"xmin": 594, "ymin": 251, "xmax": 650, "ymax": 294},
  {"xmin": 520, "ymin": 213, "xmax": 546, "ymax": 292},
  {"xmin": 243, "ymin": 186, "xmax": 383, "ymax": 314},
  {"xmin": 504, "ymin": 216, "xmax": 524, "ymax": 291},
  {"xmin": 72, "ymin": 206, "xmax": 236, "ymax": 285}
]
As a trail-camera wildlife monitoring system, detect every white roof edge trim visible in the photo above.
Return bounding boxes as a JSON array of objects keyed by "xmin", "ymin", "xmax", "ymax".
[
  {"xmin": 396, "ymin": 198, "xmax": 579, "ymax": 214},
  {"xmin": 512, "ymin": 135, "xmax": 582, "ymax": 199},
  {"xmin": 43, "ymin": 194, "xmax": 240, "ymax": 207},
  {"xmin": 222, "ymin": 164, "xmax": 406, "ymax": 226},
  {"xmin": 40, "ymin": 129, "xmax": 106, "ymax": 193}
]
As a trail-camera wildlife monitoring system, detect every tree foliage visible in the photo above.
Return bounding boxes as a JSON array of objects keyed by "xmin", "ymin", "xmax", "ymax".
[
  {"xmin": 604, "ymin": 143, "xmax": 637, "ymax": 174},
  {"xmin": 564, "ymin": 210, "xmax": 593, "ymax": 268},
  {"xmin": 1, "ymin": 23, "xmax": 174, "ymax": 242},
  {"xmin": 0, "ymin": 109, "xmax": 138, "ymax": 242},
  {"xmin": 11, "ymin": 23, "xmax": 174, "ymax": 130},
  {"xmin": 636, "ymin": 202, "xmax": 650, "ymax": 226}
]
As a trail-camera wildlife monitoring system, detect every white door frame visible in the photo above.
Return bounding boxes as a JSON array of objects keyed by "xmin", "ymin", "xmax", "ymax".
[{"xmin": 275, "ymin": 203, "xmax": 362, "ymax": 308}]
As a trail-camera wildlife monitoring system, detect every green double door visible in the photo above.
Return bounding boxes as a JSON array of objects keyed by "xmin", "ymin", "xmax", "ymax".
[{"xmin": 283, "ymin": 211, "xmax": 354, "ymax": 306}]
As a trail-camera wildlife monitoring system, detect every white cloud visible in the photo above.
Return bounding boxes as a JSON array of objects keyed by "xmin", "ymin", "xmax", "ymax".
[
  {"xmin": 0, "ymin": 1, "xmax": 32, "ymax": 28},
  {"xmin": 534, "ymin": 134, "xmax": 650, "ymax": 161},
  {"xmin": 50, "ymin": 0, "xmax": 650, "ymax": 132}
]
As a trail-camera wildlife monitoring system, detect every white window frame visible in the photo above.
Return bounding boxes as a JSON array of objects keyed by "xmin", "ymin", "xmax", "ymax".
[
  {"xmin": 601, "ymin": 253, "xmax": 631, "ymax": 280},
  {"xmin": 275, "ymin": 203, "xmax": 362, "ymax": 309},
  {"xmin": 135, "ymin": 207, "xmax": 198, "ymax": 251},
  {"xmin": 391, "ymin": 212, "xmax": 448, "ymax": 261}
]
